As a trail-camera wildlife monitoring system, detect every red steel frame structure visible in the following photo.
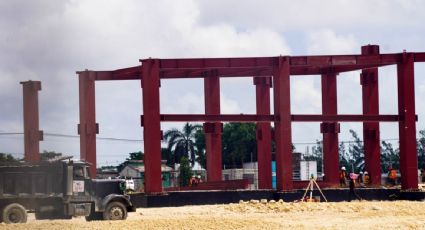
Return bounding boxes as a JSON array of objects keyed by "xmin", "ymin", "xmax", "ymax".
[{"xmin": 78, "ymin": 45, "xmax": 425, "ymax": 193}]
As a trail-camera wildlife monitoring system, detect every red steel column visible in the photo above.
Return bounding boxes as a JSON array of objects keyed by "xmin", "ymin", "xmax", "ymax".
[
  {"xmin": 361, "ymin": 45, "xmax": 381, "ymax": 186},
  {"xmin": 273, "ymin": 57, "xmax": 293, "ymax": 191},
  {"xmin": 254, "ymin": 76, "xmax": 272, "ymax": 189},
  {"xmin": 321, "ymin": 73, "xmax": 340, "ymax": 185},
  {"xmin": 78, "ymin": 71, "xmax": 97, "ymax": 178},
  {"xmin": 397, "ymin": 52, "xmax": 418, "ymax": 189},
  {"xmin": 204, "ymin": 73, "xmax": 222, "ymax": 182},
  {"xmin": 21, "ymin": 81, "xmax": 43, "ymax": 163},
  {"xmin": 141, "ymin": 59, "xmax": 163, "ymax": 193}
]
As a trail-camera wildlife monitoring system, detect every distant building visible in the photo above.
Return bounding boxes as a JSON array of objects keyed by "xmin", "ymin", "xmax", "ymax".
[
  {"xmin": 97, "ymin": 166, "xmax": 119, "ymax": 179},
  {"xmin": 119, "ymin": 160, "xmax": 173, "ymax": 192},
  {"xmin": 223, "ymin": 152, "xmax": 306, "ymax": 189}
]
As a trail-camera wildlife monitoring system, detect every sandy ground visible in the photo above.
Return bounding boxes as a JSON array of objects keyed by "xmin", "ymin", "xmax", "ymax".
[{"xmin": 1, "ymin": 200, "xmax": 425, "ymax": 229}]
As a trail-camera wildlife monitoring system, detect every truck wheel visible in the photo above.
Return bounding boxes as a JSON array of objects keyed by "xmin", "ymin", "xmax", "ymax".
[
  {"xmin": 85, "ymin": 212, "xmax": 103, "ymax": 221},
  {"xmin": 103, "ymin": 202, "xmax": 127, "ymax": 220},
  {"xmin": 2, "ymin": 203, "xmax": 27, "ymax": 224}
]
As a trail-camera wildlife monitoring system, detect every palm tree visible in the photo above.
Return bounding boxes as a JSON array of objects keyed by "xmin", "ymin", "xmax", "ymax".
[{"xmin": 164, "ymin": 123, "xmax": 202, "ymax": 166}]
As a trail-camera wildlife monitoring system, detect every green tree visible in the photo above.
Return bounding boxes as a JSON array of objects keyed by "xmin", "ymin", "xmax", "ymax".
[
  {"xmin": 222, "ymin": 123, "xmax": 257, "ymax": 169},
  {"xmin": 40, "ymin": 150, "xmax": 62, "ymax": 161},
  {"xmin": 339, "ymin": 141, "xmax": 350, "ymax": 170},
  {"xmin": 126, "ymin": 151, "xmax": 143, "ymax": 161},
  {"xmin": 347, "ymin": 129, "xmax": 364, "ymax": 173},
  {"xmin": 164, "ymin": 123, "xmax": 201, "ymax": 165},
  {"xmin": 417, "ymin": 129, "xmax": 425, "ymax": 170},
  {"xmin": 161, "ymin": 148, "xmax": 174, "ymax": 168},
  {"xmin": 194, "ymin": 129, "xmax": 206, "ymax": 169},
  {"xmin": 178, "ymin": 156, "xmax": 192, "ymax": 187},
  {"xmin": 0, "ymin": 153, "xmax": 20, "ymax": 165},
  {"xmin": 381, "ymin": 140, "xmax": 399, "ymax": 172}
]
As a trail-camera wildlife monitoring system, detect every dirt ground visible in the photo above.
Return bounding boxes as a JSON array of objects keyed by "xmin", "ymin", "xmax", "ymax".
[{"xmin": 1, "ymin": 200, "xmax": 425, "ymax": 229}]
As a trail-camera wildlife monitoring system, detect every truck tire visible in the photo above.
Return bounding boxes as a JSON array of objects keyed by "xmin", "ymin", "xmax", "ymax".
[
  {"xmin": 2, "ymin": 203, "xmax": 27, "ymax": 224},
  {"xmin": 103, "ymin": 202, "xmax": 127, "ymax": 220},
  {"xmin": 85, "ymin": 212, "xmax": 103, "ymax": 221}
]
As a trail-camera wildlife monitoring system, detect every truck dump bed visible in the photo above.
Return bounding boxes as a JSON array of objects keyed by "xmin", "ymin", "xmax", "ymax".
[{"xmin": 0, "ymin": 162, "xmax": 65, "ymax": 198}]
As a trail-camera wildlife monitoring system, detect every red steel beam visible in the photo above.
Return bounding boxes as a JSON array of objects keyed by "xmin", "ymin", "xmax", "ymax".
[
  {"xmin": 204, "ymin": 73, "xmax": 222, "ymax": 182},
  {"xmin": 321, "ymin": 72, "xmax": 340, "ymax": 185},
  {"xmin": 292, "ymin": 114, "xmax": 400, "ymax": 122},
  {"xmin": 86, "ymin": 52, "xmax": 425, "ymax": 81},
  {"xmin": 397, "ymin": 53, "xmax": 418, "ymax": 190},
  {"xmin": 361, "ymin": 45, "xmax": 381, "ymax": 186},
  {"xmin": 21, "ymin": 81, "xmax": 43, "ymax": 163},
  {"xmin": 273, "ymin": 56, "xmax": 293, "ymax": 191},
  {"xmin": 141, "ymin": 59, "xmax": 163, "ymax": 193},
  {"xmin": 88, "ymin": 52, "xmax": 425, "ymax": 81},
  {"xmin": 414, "ymin": 52, "xmax": 425, "ymax": 62},
  {"xmin": 254, "ymin": 76, "xmax": 273, "ymax": 189},
  {"xmin": 160, "ymin": 114, "xmax": 274, "ymax": 122},
  {"xmin": 159, "ymin": 114, "xmax": 402, "ymax": 122},
  {"xmin": 78, "ymin": 71, "xmax": 97, "ymax": 178}
]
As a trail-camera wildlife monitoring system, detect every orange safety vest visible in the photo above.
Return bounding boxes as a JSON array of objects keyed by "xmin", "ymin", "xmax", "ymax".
[
  {"xmin": 364, "ymin": 175, "xmax": 370, "ymax": 184},
  {"xmin": 389, "ymin": 169, "xmax": 397, "ymax": 179},
  {"xmin": 340, "ymin": 171, "xmax": 346, "ymax": 179}
]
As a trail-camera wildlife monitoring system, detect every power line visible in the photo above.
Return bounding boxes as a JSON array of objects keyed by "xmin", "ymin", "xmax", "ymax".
[
  {"xmin": 292, "ymin": 138, "xmax": 400, "ymax": 145},
  {"xmin": 0, "ymin": 132, "xmax": 144, "ymax": 142},
  {"xmin": 0, "ymin": 132, "xmax": 410, "ymax": 147}
]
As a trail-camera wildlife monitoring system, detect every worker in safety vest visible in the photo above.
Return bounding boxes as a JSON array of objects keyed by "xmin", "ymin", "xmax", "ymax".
[
  {"xmin": 339, "ymin": 166, "xmax": 347, "ymax": 187},
  {"xmin": 189, "ymin": 175, "xmax": 197, "ymax": 186},
  {"xmin": 348, "ymin": 173, "xmax": 362, "ymax": 201},
  {"xmin": 363, "ymin": 171, "xmax": 370, "ymax": 186},
  {"xmin": 388, "ymin": 167, "xmax": 397, "ymax": 186}
]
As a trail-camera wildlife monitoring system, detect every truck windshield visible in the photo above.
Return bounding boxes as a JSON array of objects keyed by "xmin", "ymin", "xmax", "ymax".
[{"xmin": 74, "ymin": 167, "xmax": 85, "ymax": 179}]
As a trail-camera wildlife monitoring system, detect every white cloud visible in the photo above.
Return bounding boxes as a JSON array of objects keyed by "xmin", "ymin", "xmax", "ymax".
[
  {"xmin": 1, "ymin": 0, "xmax": 425, "ymax": 164},
  {"xmin": 291, "ymin": 77, "xmax": 321, "ymax": 114},
  {"xmin": 307, "ymin": 29, "xmax": 358, "ymax": 55},
  {"xmin": 197, "ymin": 0, "xmax": 425, "ymax": 31},
  {"xmin": 221, "ymin": 93, "xmax": 241, "ymax": 114}
]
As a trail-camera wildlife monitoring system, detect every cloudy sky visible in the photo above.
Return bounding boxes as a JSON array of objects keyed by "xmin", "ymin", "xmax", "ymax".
[{"xmin": 1, "ymin": 0, "xmax": 425, "ymax": 166}]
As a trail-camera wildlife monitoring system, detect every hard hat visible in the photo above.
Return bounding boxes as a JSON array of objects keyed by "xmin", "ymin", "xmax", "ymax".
[
  {"xmin": 197, "ymin": 175, "xmax": 201, "ymax": 178},
  {"xmin": 364, "ymin": 171, "xmax": 368, "ymax": 174},
  {"xmin": 341, "ymin": 166, "xmax": 346, "ymax": 170},
  {"xmin": 192, "ymin": 175, "xmax": 195, "ymax": 178},
  {"xmin": 360, "ymin": 172, "xmax": 364, "ymax": 174}
]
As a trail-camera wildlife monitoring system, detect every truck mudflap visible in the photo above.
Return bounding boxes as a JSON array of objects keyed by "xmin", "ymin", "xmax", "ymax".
[
  {"xmin": 99, "ymin": 194, "xmax": 135, "ymax": 212},
  {"xmin": 68, "ymin": 203, "xmax": 91, "ymax": 216}
]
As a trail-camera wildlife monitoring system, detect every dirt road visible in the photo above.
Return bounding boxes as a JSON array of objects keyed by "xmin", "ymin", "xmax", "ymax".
[{"xmin": 1, "ymin": 200, "xmax": 424, "ymax": 229}]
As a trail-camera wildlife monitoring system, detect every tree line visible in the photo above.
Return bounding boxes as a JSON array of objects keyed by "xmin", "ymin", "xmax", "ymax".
[
  {"xmin": 3, "ymin": 123, "xmax": 425, "ymax": 176},
  {"xmin": 158, "ymin": 123, "xmax": 425, "ymax": 174}
]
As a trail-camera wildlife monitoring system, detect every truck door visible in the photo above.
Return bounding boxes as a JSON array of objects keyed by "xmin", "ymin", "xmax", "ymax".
[{"xmin": 72, "ymin": 166, "xmax": 87, "ymax": 195}]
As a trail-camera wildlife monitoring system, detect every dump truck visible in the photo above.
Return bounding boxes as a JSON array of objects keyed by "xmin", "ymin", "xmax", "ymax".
[{"xmin": 0, "ymin": 159, "xmax": 135, "ymax": 223}]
